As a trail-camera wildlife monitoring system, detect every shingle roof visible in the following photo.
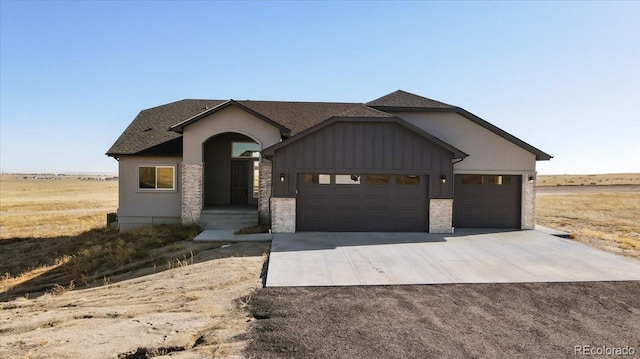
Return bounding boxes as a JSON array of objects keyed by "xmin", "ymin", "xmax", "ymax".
[
  {"xmin": 333, "ymin": 104, "xmax": 395, "ymax": 118},
  {"xmin": 236, "ymin": 101, "xmax": 359, "ymax": 135},
  {"xmin": 107, "ymin": 99, "xmax": 225, "ymax": 156},
  {"xmin": 108, "ymin": 99, "xmax": 361, "ymax": 156},
  {"xmin": 106, "ymin": 91, "xmax": 551, "ymax": 161},
  {"xmin": 366, "ymin": 90, "xmax": 456, "ymax": 109}
]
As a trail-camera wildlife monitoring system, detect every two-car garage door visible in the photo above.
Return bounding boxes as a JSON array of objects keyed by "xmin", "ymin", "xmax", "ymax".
[
  {"xmin": 297, "ymin": 173, "xmax": 521, "ymax": 231},
  {"xmin": 454, "ymin": 174, "xmax": 521, "ymax": 228},
  {"xmin": 297, "ymin": 174, "xmax": 427, "ymax": 232}
]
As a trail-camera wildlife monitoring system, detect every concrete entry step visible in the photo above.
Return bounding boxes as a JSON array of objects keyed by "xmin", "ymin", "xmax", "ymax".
[{"xmin": 199, "ymin": 207, "xmax": 258, "ymax": 229}]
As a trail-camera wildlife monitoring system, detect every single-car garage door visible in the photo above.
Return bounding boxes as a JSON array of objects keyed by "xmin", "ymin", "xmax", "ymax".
[
  {"xmin": 454, "ymin": 174, "xmax": 521, "ymax": 228},
  {"xmin": 297, "ymin": 174, "xmax": 427, "ymax": 232}
]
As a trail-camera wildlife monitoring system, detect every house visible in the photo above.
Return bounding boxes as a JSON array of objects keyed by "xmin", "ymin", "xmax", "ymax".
[{"xmin": 106, "ymin": 90, "xmax": 551, "ymax": 233}]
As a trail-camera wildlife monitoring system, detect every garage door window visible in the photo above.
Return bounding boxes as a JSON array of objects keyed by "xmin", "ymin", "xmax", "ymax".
[
  {"xmin": 487, "ymin": 175, "xmax": 512, "ymax": 185},
  {"xmin": 304, "ymin": 174, "xmax": 331, "ymax": 185},
  {"xmin": 365, "ymin": 175, "xmax": 390, "ymax": 185},
  {"xmin": 396, "ymin": 175, "xmax": 420, "ymax": 185},
  {"xmin": 336, "ymin": 174, "xmax": 361, "ymax": 184},
  {"xmin": 461, "ymin": 175, "xmax": 483, "ymax": 185}
]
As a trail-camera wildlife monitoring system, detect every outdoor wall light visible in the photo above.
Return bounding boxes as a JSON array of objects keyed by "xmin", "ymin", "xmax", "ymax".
[
  {"xmin": 528, "ymin": 175, "xmax": 535, "ymax": 184},
  {"xmin": 440, "ymin": 175, "xmax": 447, "ymax": 184},
  {"xmin": 280, "ymin": 174, "xmax": 285, "ymax": 183}
]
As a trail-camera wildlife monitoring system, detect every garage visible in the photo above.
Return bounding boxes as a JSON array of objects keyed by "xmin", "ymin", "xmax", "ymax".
[
  {"xmin": 297, "ymin": 173, "xmax": 428, "ymax": 231},
  {"xmin": 453, "ymin": 174, "xmax": 521, "ymax": 228}
]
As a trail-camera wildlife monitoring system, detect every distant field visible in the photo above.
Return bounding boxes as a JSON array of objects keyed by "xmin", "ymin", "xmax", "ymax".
[
  {"xmin": 536, "ymin": 174, "xmax": 640, "ymax": 258},
  {"xmin": 537, "ymin": 173, "xmax": 640, "ymax": 186},
  {"xmin": 0, "ymin": 175, "xmax": 118, "ymax": 239}
]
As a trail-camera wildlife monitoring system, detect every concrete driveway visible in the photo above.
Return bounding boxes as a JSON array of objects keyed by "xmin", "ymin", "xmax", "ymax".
[{"xmin": 266, "ymin": 230, "xmax": 640, "ymax": 286}]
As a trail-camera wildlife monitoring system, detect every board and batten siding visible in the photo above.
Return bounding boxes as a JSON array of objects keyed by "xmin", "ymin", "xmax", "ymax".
[{"xmin": 271, "ymin": 121, "xmax": 454, "ymax": 198}]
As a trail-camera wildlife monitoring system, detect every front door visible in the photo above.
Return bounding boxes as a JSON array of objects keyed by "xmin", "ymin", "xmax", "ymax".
[{"xmin": 231, "ymin": 160, "xmax": 249, "ymax": 204}]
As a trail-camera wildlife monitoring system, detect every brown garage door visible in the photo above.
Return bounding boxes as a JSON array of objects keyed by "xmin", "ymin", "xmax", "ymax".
[
  {"xmin": 297, "ymin": 174, "xmax": 428, "ymax": 232},
  {"xmin": 454, "ymin": 174, "xmax": 521, "ymax": 228}
]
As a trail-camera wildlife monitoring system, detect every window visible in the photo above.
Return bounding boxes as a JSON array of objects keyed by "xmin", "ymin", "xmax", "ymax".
[
  {"xmin": 304, "ymin": 174, "xmax": 331, "ymax": 185},
  {"xmin": 396, "ymin": 175, "xmax": 420, "ymax": 185},
  {"xmin": 139, "ymin": 166, "xmax": 175, "ymax": 190},
  {"xmin": 232, "ymin": 142, "xmax": 260, "ymax": 158},
  {"xmin": 365, "ymin": 175, "xmax": 390, "ymax": 185},
  {"xmin": 336, "ymin": 174, "xmax": 361, "ymax": 185},
  {"xmin": 253, "ymin": 161, "xmax": 260, "ymax": 198},
  {"xmin": 461, "ymin": 175, "xmax": 483, "ymax": 185}
]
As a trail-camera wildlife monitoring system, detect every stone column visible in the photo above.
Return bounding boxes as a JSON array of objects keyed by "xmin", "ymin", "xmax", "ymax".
[
  {"xmin": 270, "ymin": 198, "xmax": 296, "ymax": 233},
  {"xmin": 181, "ymin": 163, "xmax": 203, "ymax": 224},
  {"xmin": 258, "ymin": 163, "xmax": 272, "ymax": 225},
  {"xmin": 429, "ymin": 199, "xmax": 453, "ymax": 233},
  {"xmin": 523, "ymin": 174, "xmax": 536, "ymax": 230}
]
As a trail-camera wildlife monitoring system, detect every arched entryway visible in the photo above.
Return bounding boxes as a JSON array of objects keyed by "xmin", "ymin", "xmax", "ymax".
[{"xmin": 203, "ymin": 132, "xmax": 260, "ymax": 207}]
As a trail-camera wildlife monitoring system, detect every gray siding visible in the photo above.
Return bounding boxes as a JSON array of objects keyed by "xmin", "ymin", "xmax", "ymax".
[
  {"xmin": 117, "ymin": 155, "xmax": 182, "ymax": 230},
  {"xmin": 272, "ymin": 121, "xmax": 454, "ymax": 198}
]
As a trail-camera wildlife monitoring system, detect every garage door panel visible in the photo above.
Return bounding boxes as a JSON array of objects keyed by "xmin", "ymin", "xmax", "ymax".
[
  {"xmin": 297, "ymin": 174, "xmax": 428, "ymax": 232},
  {"xmin": 454, "ymin": 175, "xmax": 521, "ymax": 228}
]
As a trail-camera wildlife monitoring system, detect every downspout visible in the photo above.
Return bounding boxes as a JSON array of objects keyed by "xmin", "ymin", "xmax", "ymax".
[{"xmin": 450, "ymin": 157, "xmax": 465, "ymax": 233}]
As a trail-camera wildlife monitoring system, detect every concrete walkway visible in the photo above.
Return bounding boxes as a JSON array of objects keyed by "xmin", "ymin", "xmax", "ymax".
[
  {"xmin": 266, "ymin": 230, "xmax": 640, "ymax": 287},
  {"xmin": 194, "ymin": 229, "xmax": 272, "ymax": 242}
]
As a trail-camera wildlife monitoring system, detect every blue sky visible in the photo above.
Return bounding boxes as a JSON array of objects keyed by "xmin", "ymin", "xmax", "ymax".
[{"xmin": 1, "ymin": 1, "xmax": 638, "ymax": 175}]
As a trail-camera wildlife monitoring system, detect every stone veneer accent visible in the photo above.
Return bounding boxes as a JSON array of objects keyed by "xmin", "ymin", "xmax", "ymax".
[
  {"xmin": 258, "ymin": 163, "xmax": 272, "ymax": 225},
  {"xmin": 523, "ymin": 174, "xmax": 536, "ymax": 230},
  {"xmin": 270, "ymin": 197, "xmax": 295, "ymax": 233},
  {"xmin": 181, "ymin": 163, "xmax": 203, "ymax": 224},
  {"xmin": 429, "ymin": 199, "xmax": 453, "ymax": 233}
]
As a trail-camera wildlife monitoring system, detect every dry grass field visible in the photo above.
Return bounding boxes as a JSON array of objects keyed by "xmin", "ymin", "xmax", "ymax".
[
  {"xmin": 0, "ymin": 175, "xmax": 118, "ymax": 239},
  {"xmin": 536, "ymin": 174, "xmax": 640, "ymax": 258}
]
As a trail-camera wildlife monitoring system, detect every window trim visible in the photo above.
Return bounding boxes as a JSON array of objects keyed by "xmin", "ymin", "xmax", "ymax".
[{"xmin": 137, "ymin": 165, "xmax": 177, "ymax": 191}]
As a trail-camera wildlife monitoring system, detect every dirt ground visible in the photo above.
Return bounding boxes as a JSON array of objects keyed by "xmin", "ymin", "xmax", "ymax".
[
  {"xmin": 244, "ymin": 282, "xmax": 640, "ymax": 359},
  {"xmin": 0, "ymin": 242, "xmax": 269, "ymax": 359}
]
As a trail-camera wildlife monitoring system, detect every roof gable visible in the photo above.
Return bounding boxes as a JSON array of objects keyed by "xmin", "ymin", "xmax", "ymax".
[
  {"xmin": 367, "ymin": 90, "xmax": 552, "ymax": 161},
  {"xmin": 263, "ymin": 109, "xmax": 468, "ymax": 159},
  {"xmin": 169, "ymin": 100, "xmax": 291, "ymax": 134}
]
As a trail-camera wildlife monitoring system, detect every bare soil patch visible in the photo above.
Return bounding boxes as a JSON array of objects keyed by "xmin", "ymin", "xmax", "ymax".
[
  {"xmin": 0, "ymin": 241, "xmax": 270, "ymax": 359},
  {"xmin": 244, "ymin": 282, "xmax": 640, "ymax": 359}
]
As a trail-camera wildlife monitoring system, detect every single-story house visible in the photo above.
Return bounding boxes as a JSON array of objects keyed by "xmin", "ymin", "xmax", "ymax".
[{"xmin": 107, "ymin": 90, "xmax": 551, "ymax": 233}]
